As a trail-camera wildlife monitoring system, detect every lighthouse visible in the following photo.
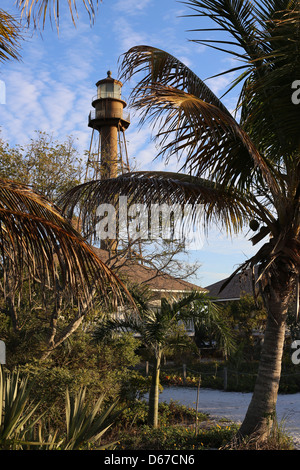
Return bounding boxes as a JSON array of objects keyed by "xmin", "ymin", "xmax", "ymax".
[
  {"xmin": 85, "ymin": 71, "xmax": 131, "ymax": 253},
  {"xmin": 87, "ymin": 71, "xmax": 130, "ymax": 180}
]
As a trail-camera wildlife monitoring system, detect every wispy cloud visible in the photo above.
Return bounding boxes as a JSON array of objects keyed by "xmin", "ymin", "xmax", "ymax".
[
  {"xmin": 112, "ymin": 0, "xmax": 152, "ymax": 16},
  {"xmin": 113, "ymin": 17, "xmax": 150, "ymax": 52}
]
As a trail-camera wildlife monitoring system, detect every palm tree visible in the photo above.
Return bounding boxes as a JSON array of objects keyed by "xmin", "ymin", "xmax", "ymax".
[
  {"xmin": 60, "ymin": 0, "xmax": 300, "ymax": 443},
  {"xmin": 93, "ymin": 290, "xmax": 234, "ymax": 428}
]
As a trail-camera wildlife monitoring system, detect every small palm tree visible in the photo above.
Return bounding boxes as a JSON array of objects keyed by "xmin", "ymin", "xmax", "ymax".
[
  {"xmin": 61, "ymin": 0, "xmax": 300, "ymax": 444},
  {"xmin": 93, "ymin": 291, "xmax": 234, "ymax": 428}
]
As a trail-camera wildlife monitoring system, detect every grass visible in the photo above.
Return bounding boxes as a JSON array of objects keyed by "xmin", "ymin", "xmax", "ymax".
[{"xmin": 114, "ymin": 423, "xmax": 238, "ymax": 450}]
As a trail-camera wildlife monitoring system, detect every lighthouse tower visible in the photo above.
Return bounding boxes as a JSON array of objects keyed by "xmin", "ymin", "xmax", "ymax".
[
  {"xmin": 86, "ymin": 71, "xmax": 130, "ymax": 181},
  {"xmin": 85, "ymin": 71, "xmax": 131, "ymax": 253}
]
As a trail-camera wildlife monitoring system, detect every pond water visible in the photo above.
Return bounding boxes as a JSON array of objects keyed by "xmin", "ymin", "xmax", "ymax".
[{"xmin": 156, "ymin": 387, "xmax": 300, "ymax": 449}]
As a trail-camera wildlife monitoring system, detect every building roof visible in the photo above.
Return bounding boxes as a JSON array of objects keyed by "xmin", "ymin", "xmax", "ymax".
[
  {"xmin": 93, "ymin": 248, "xmax": 206, "ymax": 294},
  {"xmin": 205, "ymin": 269, "xmax": 256, "ymax": 301}
]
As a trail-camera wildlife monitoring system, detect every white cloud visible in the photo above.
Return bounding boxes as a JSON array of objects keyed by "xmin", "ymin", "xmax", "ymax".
[
  {"xmin": 112, "ymin": 0, "xmax": 152, "ymax": 16},
  {"xmin": 205, "ymin": 74, "xmax": 233, "ymax": 97},
  {"xmin": 112, "ymin": 17, "xmax": 150, "ymax": 52},
  {"xmin": 0, "ymin": 16, "xmax": 97, "ymax": 153},
  {"xmin": 2, "ymin": 64, "xmax": 88, "ymax": 148}
]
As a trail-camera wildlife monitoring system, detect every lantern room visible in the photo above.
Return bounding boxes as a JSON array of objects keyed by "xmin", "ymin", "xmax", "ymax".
[{"xmin": 96, "ymin": 70, "xmax": 122, "ymax": 100}]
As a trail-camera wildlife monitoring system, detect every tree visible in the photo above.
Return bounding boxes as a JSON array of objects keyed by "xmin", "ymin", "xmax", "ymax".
[
  {"xmin": 0, "ymin": 131, "xmax": 84, "ymax": 203},
  {"xmin": 61, "ymin": 0, "xmax": 300, "ymax": 444},
  {"xmin": 222, "ymin": 294, "xmax": 267, "ymax": 359},
  {"xmin": 93, "ymin": 290, "xmax": 234, "ymax": 428},
  {"xmin": 0, "ymin": 132, "xmax": 137, "ymax": 360}
]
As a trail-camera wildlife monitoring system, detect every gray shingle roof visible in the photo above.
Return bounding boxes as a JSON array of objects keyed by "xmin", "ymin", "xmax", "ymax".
[{"xmin": 205, "ymin": 269, "xmax": 256, "ymax": 300}]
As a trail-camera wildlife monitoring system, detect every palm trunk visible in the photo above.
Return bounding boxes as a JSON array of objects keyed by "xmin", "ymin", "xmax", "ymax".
[
  {"xmin": 238, "ymin": 275, "xmax": 293, "ymax": 442},
  {"xmin": 148, "ymin": 350, "xmax": 162, "ymax": 428}
]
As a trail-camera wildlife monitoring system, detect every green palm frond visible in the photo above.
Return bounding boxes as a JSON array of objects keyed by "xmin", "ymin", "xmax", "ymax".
[
  {"xmin": 0, "ymin": 178, "xmax": 133, "ymax": 308},
  {"xmin": 93, "ymin": 290, "xmax": 235, "ymax": 357},
  {"xmin": 192, "ymin": 298, "xmax": 236, "ymax": 357},
  {"xmin": 184, "ymin": 0, "xmax": 262, "ymax": 60},
  {"xmin": 184, "ymin": 1, "xmax": 298, "ymax": 63},
  {"xmin": 119, "ymin": 46, "xmax": 281, "ymax": 195},
  {"xmin": 184, "ymin": 1, "xmax": 300, "ymax": 160},
  {"xmin": 239, "ymin": 7, "xmax": 300, "ymax": 161}
]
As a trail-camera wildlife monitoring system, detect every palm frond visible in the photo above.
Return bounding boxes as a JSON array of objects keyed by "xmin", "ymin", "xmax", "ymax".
[
  {"xmin": 59, "ymin": 170, "xmax": 275, "ymax": 243},
  {"xmin": 183, "ymin": 0, "xmax": 297, "ymax": 62},
  {"xmin": 238, "ymin": 4, "xmax": 300, "ymax": 162},
  {"xmin": 0, "ymin": 178, "xmax": 133, "ymax": 308},
  {"xmin": 184, "ymin": 0, "xmax": 261, "ymax": 57},
  {"xmin": 16, "ymin": 0, "xmax": 99, "ymax": 30},
  {"xmin": 0, "ymin": 9, "xmax": 23, "ymax": 63},
  {"xmin": 119, "ymin": 46, "xmax": 281, "ymax": 195},
  {"xmin": 183, "ymin": 1, "xmax": 300, "ymax": 163},
  {"xmin": 120, "ymin": 45, "xmax": 229, "ymax": 112}
]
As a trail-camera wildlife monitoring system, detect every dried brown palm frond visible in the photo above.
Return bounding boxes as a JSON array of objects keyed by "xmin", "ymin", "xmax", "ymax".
[
  {"xmin": 120, "ymin": 44, "xmax": 231, "ymax": 112},
  {"xmin": 0, "ymin": 178, "xmax": 133, "ymax": 309},
  {"xmin": 0, "ymin": 9, "xmax": 23, "ymax": 63},
  {"xmin": 16, "ymin": 0, "xmax": 99, "ymax": 30}
]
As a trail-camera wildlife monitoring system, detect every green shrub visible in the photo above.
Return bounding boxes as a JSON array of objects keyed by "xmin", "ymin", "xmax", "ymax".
[{"xmin": 114, "ymin": 423, "xmax": 238, "ymax": 450}]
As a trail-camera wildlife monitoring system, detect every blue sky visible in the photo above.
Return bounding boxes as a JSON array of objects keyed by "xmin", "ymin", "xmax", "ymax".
[{"xmin": 0, "ymin": 0, "xmax": 263, "ymax": 288}]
